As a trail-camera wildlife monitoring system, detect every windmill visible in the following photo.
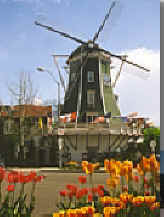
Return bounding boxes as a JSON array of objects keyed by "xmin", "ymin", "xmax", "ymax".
[{"xmin": 35, "ymin": 1, "xmax": 150, "ymax": 122}]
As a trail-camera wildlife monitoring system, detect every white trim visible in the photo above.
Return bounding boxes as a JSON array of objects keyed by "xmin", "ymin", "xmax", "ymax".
[
  {"xmin": 76, "ymin": 47, "xmax": 83, "ymax": 124},
  {"xmin": 99, "ymin": 58, "xmax": 105, "ymax": 113}
]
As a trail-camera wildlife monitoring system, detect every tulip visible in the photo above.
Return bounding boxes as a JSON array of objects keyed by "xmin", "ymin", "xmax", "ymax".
[
  {"xmin": 144, "ymin": 196, "xmax": 156, "ymax": 204},
  {"xmin": 132, "ymin": 196, "xmax": 144, "ymax": 207},
  {"xmin": 0, "ymin": 167, "xmax": 5, "ymax": 182},
  {"xmin": 7, "ymin": 184, "xmax": 15, "ymax": 192},
  {"xmin": 88, "ymin": 194, "xmax": 93, "ymax": 202},
  {"xmin": 133, "ymin": 175, "xmax": 139, "ymax": 183},
  {"xmin": 78, "ymin": 176, "xmax": 87, "ymax": 184},
  {"xmin": 60, "ymin": 190, "xmax": 67, "ymax": 197}
]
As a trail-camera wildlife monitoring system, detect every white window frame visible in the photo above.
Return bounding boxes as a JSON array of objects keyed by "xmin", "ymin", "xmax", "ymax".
[{"xmin": 88, "ymin": 71, "xmax": 94, "ymax": 82}]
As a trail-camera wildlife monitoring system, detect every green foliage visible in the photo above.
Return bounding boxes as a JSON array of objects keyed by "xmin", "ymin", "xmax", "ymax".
[{"xmin": 144, "ymin": 127, "xmax": 160, "ymax": 154}]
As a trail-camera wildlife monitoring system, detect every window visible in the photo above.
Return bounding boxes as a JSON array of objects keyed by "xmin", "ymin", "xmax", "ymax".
[
  {"xmin": 87, "ymin": 90, "xmax": 95, "ymax": 107},
  {"xmin": 88, "ymin": 71, "xmax": 94, "ymax": 82}
]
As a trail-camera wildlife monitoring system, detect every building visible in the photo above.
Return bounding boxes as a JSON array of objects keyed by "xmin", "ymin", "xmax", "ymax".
[
  {"xmin": 52, "ymin": 44, "xmax": 149, "ymax": 165},
  {"xmin": 0, "ymin": 105, "xmax": 58, "ymax": 166}
]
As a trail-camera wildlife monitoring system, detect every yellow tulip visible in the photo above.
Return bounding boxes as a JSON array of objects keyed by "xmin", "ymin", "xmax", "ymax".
[{"xmin": 53, "ymin": 213, "xmax": 59, "ymax": 217}]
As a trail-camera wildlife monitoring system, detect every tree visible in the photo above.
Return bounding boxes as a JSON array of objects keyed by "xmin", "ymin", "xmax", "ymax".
[
  {"xmin": 8, "ymin": 72, "xmax": 38, "ymax": 105},
  {"xmin": 8, "ymin": 72, "xmax": 39, "ymax": 162},
  {"xmin": 143, "ymin": 127, "xmax": 160, "ymax": 155}
]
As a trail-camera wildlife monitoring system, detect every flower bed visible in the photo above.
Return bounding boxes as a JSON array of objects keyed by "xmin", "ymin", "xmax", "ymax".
[
  {"xmin": 0, "ymin": 168, "xmax": 45, "ymax": 217},
  {"xmin": 53, "ymin": 155, "xmax": 160, "ymax": 217}
]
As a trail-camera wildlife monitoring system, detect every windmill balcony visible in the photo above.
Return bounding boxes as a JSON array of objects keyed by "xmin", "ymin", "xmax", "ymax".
[{"xmin": 52, "ymin": 121, "xmax": 144, "ymax": 136}]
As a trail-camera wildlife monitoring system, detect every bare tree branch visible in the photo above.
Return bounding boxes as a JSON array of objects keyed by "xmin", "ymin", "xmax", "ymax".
[{"xmin": 8, "ymin": 72, "xmax": 38, "ymax": 105}]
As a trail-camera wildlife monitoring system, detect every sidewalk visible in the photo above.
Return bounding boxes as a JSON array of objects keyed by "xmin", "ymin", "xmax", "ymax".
[{"xmin": 6, "ymin": 167, "xmax": 105, "ymax": 173}]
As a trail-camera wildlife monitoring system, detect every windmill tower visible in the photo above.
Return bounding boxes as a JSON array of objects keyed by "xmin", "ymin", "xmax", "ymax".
[
  {"xmin": 35, "ymin": 1, "xmax": 150, "ymax": 164},
  {"xmin": 64, "ymin": 42, "xmax": 121, "ymax": 121}
]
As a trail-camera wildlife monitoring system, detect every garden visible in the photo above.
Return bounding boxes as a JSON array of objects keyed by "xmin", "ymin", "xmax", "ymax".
[{"xmin": 0, "ymin": 154, "xmax": 160, "ymax": 217}]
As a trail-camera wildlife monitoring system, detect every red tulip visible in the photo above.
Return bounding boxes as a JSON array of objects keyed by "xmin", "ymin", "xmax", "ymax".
[
  {"xmin": 66, "ymin": 184, "xmax": 77, "ymax": 195},
  {"xmin": 97, "ymin": 185, "xmax": 104, "ymax": 191},
  {"xmin": 98, "ymin": 190, "xmax": 104, "ymax": 197},
  {"xmin": 28, "ymin": 171, "xmax": 37, "ymax": 181},
  {"xmin": 144, "ymin": 177, "xmax": 148, "ymax": 184},
  {"xmin": 7, "ymin": 184, "xmax": 15, "ymax": 192},
  {"xmin": 88, "ymin": 194, "xmax": 93, "ymax": 202},
  {"xmin": 78, "ymin": 176, "xmax": 87, "ymax": 184},
  {"xmin": 81, "ymin": 188, "xmax": 88, "ymax": 195},
  {"xmin": 144, "ymin": 184, "xmax": 150, "ymax": 189},
  {"xmin": 68, "ymin": 191, "xmax": 74, "ymax": 198},
  {"xmin": 18, "ymin": 172, "xmax": 26, "ymax": 183},
  {"xmin": 60, "ymin": 190, "xmax": 67, "ymax": 197},
  {"xmin": 8, "ymin": 172, "xmax": 18, "ymax": 183},
  {"xmin": 133, "ymin": 176, "xmax": 139, "ymax": 183},
  {"xmin": 91, "ymin": 187, "xmax": 97, "ymax": 194},
  {"xmin": 76, "ymin": 190, "xmax": 84, "ymax": 199},
  {"xmin": 145, "ymin": 191, "xmax": 150, "ymax": 196},
  {"xmin": 33, "ymin": 175, "xmax": 45, "ymax": 183},
  {"xmin": 88, "ymin": 207, "xmax": 94, "ymax": 214},
  {"xmin": 0, "ymin": 167, "xmax": 5, "ymax": 182}
]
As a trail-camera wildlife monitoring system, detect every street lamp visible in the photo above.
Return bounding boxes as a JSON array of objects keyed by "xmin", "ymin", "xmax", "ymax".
[{"xmin": 37, "ymin": 67, "xmax": 60, "ymax": 119}]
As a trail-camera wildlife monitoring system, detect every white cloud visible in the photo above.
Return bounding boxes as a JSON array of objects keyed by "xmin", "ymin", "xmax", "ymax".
[{"xmin": 111, "ymin": 48, "xmax": 160, "ymax": 126}]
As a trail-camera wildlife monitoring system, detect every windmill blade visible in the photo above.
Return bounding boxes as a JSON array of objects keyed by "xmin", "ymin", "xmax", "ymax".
[
  {"xmin": 111, "ymin": 60, "xmax": 124, "ymax": 88},
  {"xmin": 35, "ymin": 21, "xmax": 87, "ymax": 45},
  {"xmin": 93, "ymin": 1, "xmax": 116, "ymax": 43},
  {"xmin": 53, "ymin": 55, "xmax": 66, "ymax": 92},
  {"xmin": 96, "ymin": 47, "xmax": 150, "ymax": 72}
]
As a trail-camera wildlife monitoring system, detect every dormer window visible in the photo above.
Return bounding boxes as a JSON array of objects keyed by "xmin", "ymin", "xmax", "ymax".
[{"xmin": 88, "ymin": 71, "xmax": 94, "ymax": 82}]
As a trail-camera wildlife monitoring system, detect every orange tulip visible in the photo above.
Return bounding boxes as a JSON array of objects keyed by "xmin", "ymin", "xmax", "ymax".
[
  {"xmin": 149, "ymin": 202, "xmax": 160, "ymax": 211},
  {"xmin": 82, "ymin": 161, "xmax": 99, "ymax": 174},
  {"xmin": 142, "ymin": 157, "xmax": 151, "ymax": 172},
  {"xmin": 106, "ymin": 177, "xmax": 119, "ymax": 188},
  {"xmin": 144, "ymin": 196, "xmax": 156, "ymax": 204},
  {"xmin": 123, "ymin": 161, "xmax": 133, "ymax": 173},
  {"xmin": 104, "ymin": 207, "xmax": 111, "ymax": 217},
  {"xmin": 110, "ymin": 197, "xmax": 120, "ymax": 206},
  {"xmin": 75, "ymin": 209, "xmax": 82, "ymax": 217},
  {"xmin": 53, "ymin": 213, "xmax": 59, "ymax": 217},
  {"xmin": 132, "ymin": 196, "xmax": 144, "ymax": 207},
  {"xmin": 128, "ymin": 194, "xmax": 133, "ymax": 203},
  {"xmin": 120, "ymin": 193, "xmax": 129, "ymax": 203},
  {"xmin": 110, "ymin": 207, "xmax": 117, "ymax": 215},
  {"xmin": 104, "ymin": 159, "xmax": 110, "ymax": 172},
  {"xmin": 137, "ymin": 164, "xmax": 144, "ymax": 176},
  {"xmin": 59, "ymin": 210, "xmax": 65, "ymax": 217},
  {"xmin": 100, "ymin": 196, "xmax": 111, "ymax": 204},
  {"xmin": 120, "ymin": 164, "xmax": 128, "ymax": 176}
]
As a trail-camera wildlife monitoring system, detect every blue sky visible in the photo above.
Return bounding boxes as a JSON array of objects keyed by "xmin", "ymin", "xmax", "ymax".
[{"xmin": 0, "ymin": 0, "xmax": 160, "ymax": 125}]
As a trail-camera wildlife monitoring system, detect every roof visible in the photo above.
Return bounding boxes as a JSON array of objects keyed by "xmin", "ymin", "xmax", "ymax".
[
  {"xmin": 66, "ymin": 42, "xmax": 108, "ymax": 64},
  {"xmin": 0, "ymin": 105, "xmax": 52, "ymax": 118}
]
